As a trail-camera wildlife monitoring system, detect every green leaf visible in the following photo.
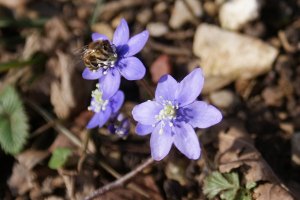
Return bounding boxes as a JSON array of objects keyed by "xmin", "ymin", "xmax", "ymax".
[
  {"xmin": 0, "ymin": 86, "xmax": 29, "ymax": 155},
  {"xmin": 236, "ymin": 188, "xmax": 252, "ymax": 200},
  {"xmin": 203, "ymin": 171, "xmax": 240, "ymax": 200},
  {"xmin": 245, "ymin": 182, "xmax": 257, "ymax": 190},
  {"xmin": 48, "ymin": 147, "xmax": 72, "ymax": 169}
]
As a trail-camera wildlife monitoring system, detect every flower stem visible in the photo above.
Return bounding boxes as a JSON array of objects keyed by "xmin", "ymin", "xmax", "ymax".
[
  {"xmin": 84, "ymin": 157, "xmax": 154, "ymax": 200},
  {"xmin": 137, "ymin": 79, "xmax": 154, "ymax": 98}
]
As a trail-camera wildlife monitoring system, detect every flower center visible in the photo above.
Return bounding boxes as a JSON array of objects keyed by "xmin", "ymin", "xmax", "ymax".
[
  {"xmin": 88, "ymin": 84, "xmax": 109, "ymax": 113},
  {"xmin": 157, "ymin": 104, "xmax": 177, "ymax": 120},
  {"xmin": 155, "ymin": 100, "xmax": 178, "ymax": 134}
]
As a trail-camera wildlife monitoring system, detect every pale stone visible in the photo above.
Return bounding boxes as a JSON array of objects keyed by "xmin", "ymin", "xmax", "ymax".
[
  {"xmin": 137, "ymin": 9, "xmax": 152, "ymax": 25},
  {"xmin": 219, "ymin": 0, "xmax": 260, "ymax": 31},
  {"xmin": 209, "ymin": 90, "xmax": 237, "ymax": 109},
  {"xmin": 193, "ymin": 24, "xmax": 278, "ymax": 93},
  {"xmin": 169, "ymin": 0, "xmax": 202, "ymax": 29},
  {"xmin": 147, "ymin": 22, "xmax": 169, "ymax": 37}
]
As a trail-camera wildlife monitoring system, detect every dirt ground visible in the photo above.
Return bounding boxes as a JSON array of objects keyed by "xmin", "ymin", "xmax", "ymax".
[{"xmin": 0, "ymin": 0, "xmax": 300, "ymax": 199}]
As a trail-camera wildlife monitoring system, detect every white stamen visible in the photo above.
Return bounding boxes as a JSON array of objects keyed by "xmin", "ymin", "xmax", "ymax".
[
  {"xmin": 155, "ymin": 98, "xmax": 179, "ymax": 135},
  {"xmin": 88, "ymin": 84, "xmax": 109, "ymax": 113}
]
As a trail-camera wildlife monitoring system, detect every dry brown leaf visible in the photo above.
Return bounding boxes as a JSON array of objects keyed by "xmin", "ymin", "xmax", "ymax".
[
  {"xmin": 7, "ymin": 163, "xmax": 35, "ymax": 196},
  {"xmin": 253, "ymin": 183, "xmax": 294, "ymax": 200},
  {"xmin": 0, "ymin": 0, "xmax": 27, "ymax": 10},
  {"xmin": 96, "ymin": 175, "xmax": 163, "ymax": 200},
  {"xmin": 216, "ymin": 122, "xmax": 295, "ymax": 199},
  {"xmin": 150, "ymin": 54, "xmax": 172, "ymax": 84},
  {"xmin": 50, "ymin": 51, "xmax": 77, "ymax": 119},
  {"xmin": 17, "ymin": 149, "xmax": 49, "ymax": 170}
]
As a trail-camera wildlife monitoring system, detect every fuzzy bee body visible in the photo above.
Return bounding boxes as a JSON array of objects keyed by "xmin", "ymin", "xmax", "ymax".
[{"xmin": 82, "ymin": 40, "xmax": 118, "ymax": 72}]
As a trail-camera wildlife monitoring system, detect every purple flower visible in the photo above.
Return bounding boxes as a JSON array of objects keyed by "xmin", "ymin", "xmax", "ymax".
[
  {"xmin": 82, "ymin": 18, "xmax": 149, "ymax": 96},
  {"xmin": 108, "ymin": 113, "xmax": 130, "ymax": 137},
  {"xmin": 132, "ymin": 68, "xmax": 222, "ymax": 161},
  {"xmin": 87, "ymin": 82, "xmax": 124, "ymax": 129}
]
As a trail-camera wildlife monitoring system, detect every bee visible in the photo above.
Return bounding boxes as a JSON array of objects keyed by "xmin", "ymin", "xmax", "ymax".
[{"xmin": 82, "ymin": 40, "xmax": 118, "ymax": 73}]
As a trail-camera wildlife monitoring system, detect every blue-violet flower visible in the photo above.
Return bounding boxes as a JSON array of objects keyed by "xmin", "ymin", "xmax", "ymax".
[
  {"xmin": 82, "ymin": 18, "xmax": 149, "ymax": 96},
  {"xmin": 108, "ymin": 113, "xmax": 130, "ymax": 137},
  {"xmin": 87, "ymin": 82, "xmax": 124, "ymax": 129},
  {"xmin": 132, "ymin": 68, "xmax": 222, "ymax": 161}
]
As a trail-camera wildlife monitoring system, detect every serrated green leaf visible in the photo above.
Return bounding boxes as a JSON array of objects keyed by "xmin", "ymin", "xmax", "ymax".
[
  {"xmin": 48, "ymin": 147, "xmax": 72, "ymax": 169},
  {"xmin": 0, "ymin": 86, "xmax": 29, "ymax": 155},
  {"xmin": 236, "ymin": 188, "xmax": 252, "ymax": 200},
  {"xmin": 203, "ymin": 171, "xmax": 240, "ymax": 200},
  {"xmin": 221, "ymin": 188, "xmax": 239, "ymax": 200},
  {"xmin": 245, "ymin": 182, "xmax": 257, "ymax": 190}
]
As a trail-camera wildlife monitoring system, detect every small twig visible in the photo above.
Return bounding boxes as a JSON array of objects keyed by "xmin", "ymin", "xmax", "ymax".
[
  {"xmin": 28, "ymin": 99, "xmax": 151, "ymax": 198},
  {"xmin": 278, "ymin": 31, "xmax": 297, "ymax": 53},
  {"xmin": 182, "ymin": 0, "xmax": 201, "ymax": 25},
  {"xmin": 77, "ymin": 130, "xmax": 91, "ymax": 172},
  {"xmin": 84, "ymin": 157, "xmax": 154, "ymax": 200},
  {"xmin": 90, "ymin": 0, "xmax": 105, "ymax": 26},
  {"xmin": 26, "ymin": 100, "xmax": 82, "ymax": 148},
  {"xmin": 30, "ymin": 121, "xmax": 55, "ymax": 138},
  {"xmin": 164, "ymin": 29, "xmax": 195, "ymax": 40},
  {"xmin": 199, "ymin": 140, "xmax": 215, "ymax": 174},
  {"xmin": 148, "ymin": 39, "xmax": 191, "ymax": 56},
  {"xmin": 58, "ymin": 169, "xmax": 76, "ymax": 200},
  {"xmin": 100, "ymin": 0, "xmax": 149, "ymax": 21},
  {"xmin": 98, "ymin": 160, "xmax": 150, "ymax": 198},
  {"xmin": 137, "ymin": 79, "xmax": 155, "ymax": 98}
]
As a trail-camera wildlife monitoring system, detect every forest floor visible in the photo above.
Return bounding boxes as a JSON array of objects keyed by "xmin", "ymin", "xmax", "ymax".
[{"xmin": 0, "ymin": 0, "xmax": 300, "ymax": 199}]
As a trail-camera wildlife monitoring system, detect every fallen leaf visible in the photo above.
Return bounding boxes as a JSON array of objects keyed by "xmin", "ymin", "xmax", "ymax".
[
  {"xmin": 150, "ymin": 54, "xmax": 171, "ymax": 84},
  {"xmin": 253, "ymin": 183, "xmax": 293, "ymax": 200},
  {"xmin": 215, "ymin": 121, "xmax": 295, "ymax": 199},
  {"xmin": 17, "ymin": 149, "xmax": 49, "ymax": 170}
]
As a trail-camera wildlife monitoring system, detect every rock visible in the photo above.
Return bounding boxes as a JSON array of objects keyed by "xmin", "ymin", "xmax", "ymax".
[
  {"xmin": 147, "ymin": 22, "xmax": 169, "ymax": 37},
  {"xmin": 137, "ymin": 9, "xmax": 152, "ymax": 25},
  {"xmin": 209, "ymin": 90, "xmax": 237, "ymax": 109},
  {"xmin": 262, "ymin": 87, "xmax": 284, "ymax": 107},
  {"xmin": 169, "ymin": 0, "xmax": 202, "ymax": 29},
  {"xmin": 193, "ymin": 24, "xmax": 278, "ymax": 93},
  {"xmin": 154, "ymin": 1, "xmax": 168, "ymax": 14},
  {"xmin": 219, "ymin": 0, "xmax": 261, "ymax": 31},
  {"xmin": 91, "ymin": 22, "xmax": 113, "ymax": 40},
  {"xmin": 203, "ymin": 1, "xmax": 218, "ymax": 17}
]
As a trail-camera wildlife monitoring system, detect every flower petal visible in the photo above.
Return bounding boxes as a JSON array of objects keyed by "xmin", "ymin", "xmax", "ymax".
[
  {"xmin": 86, "ymin": 113, "xmax": 100, "ymax": 129},
  {"xmin": 92, "ymin": 33, "xmax": 109, "ymax": 41},
  {"xmin": 113, "ymin": 18, "xmax": 129, "ymax": 47},
  {"xmin": 176, "ymin": 68, "xmax": 204, "ymax": 106},
  {"xmin": 86, "ymin": 107, "xmax": 112, "ymax": 129},
  {"xmin": 155, "ymin": 75, "xmax": 178, "ymax": 103},
  {"xmin": 124, "ymin": 30, "xmax": 149, "ymax": 57},
  {"xmin": 132, "ymin": 101, "xmax": 163, "ymax": 125},
  {"xmin": 100, "ymin": 69, "xmax": 121, "ymax": 99},
  {"xmin": 183, "ymin": 101, "xmax": 222, "ymax": 128},
  {"xmin": 118, "ymin": 57, "xmax": 146, "ymax": 80},
  {"xmin": 82, "ymin": 68, "xmax": 103, "ymax": 80},
  {"xmin": 136, "ymin": 123, "xmax": 154, "ymax": 136},
  {"xmin": 110, "ymin": 91, "xmax": 125, "ymax": 114},
  {"xmin": 173, "ymin": 122, "xmax": 201, "ymax": 159},
  {"xmin": 150, "ymin": 123, "xmax": 173, "ymax": 161}
]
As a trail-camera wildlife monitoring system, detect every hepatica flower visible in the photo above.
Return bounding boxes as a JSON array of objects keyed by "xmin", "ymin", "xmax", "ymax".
[
  {"xmin": 87, "ymin": 83, "xmax": 124, "ymax": 129},
  {"xmin": 82, "ymin": 18, "xmax": 149, "ymax": 96},
  {"xmin": 132, "ymin": 68, "xmax": 222, "ymax": 161},
  {"xmin": 108, "ymin": 113, "xmax": 130, "ymax": 138}
]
